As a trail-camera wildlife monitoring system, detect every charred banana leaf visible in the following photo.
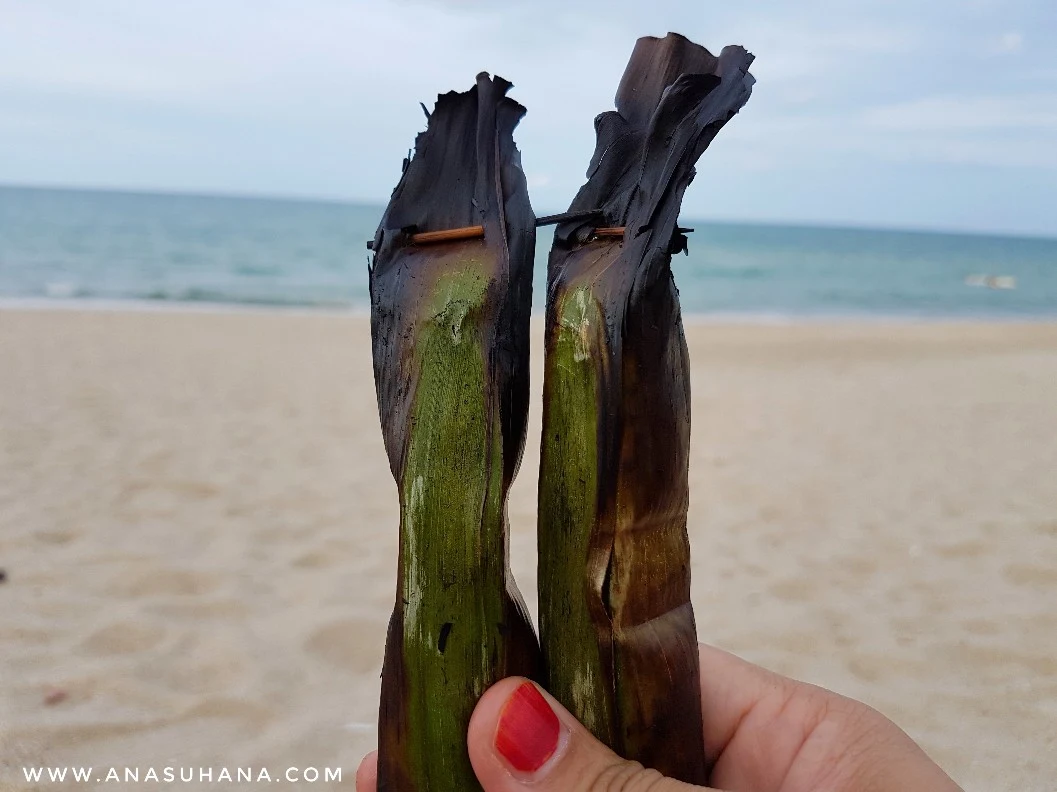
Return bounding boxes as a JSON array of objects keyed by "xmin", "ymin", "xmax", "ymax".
[
  {"xmin": 370, "ymin": 73, "xmax": 540, "ymax": 792},
  {"xmin": 537, "ymin": 34, "xmax": 755, "ymax": 783}
]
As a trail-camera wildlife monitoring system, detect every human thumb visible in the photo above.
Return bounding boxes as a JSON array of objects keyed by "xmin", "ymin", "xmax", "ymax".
[{"xmin": 467, "ymin": 677, "xmax": 719, "ymax": 792}]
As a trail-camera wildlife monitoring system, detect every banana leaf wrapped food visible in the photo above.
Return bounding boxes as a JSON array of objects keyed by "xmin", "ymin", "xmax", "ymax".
[
  {"xmin": 537, "ymin": 34, "xmax": 755, "ymax": 783},
  {"xmin": 369, "ymin": 73, "xmax": 540, "ymax": 792}
]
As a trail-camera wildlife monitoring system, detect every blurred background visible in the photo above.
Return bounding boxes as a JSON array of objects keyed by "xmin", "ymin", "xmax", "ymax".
[
  {"xmin": 2, "ymin": 0, "xmax": 1056, "ymax": 314},
  {"xmin": 1, "ymin": 2, "xmax": 1055, "ymax": 791}
]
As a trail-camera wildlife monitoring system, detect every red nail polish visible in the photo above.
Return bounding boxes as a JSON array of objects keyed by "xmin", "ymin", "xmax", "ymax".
[{"xmin": 495, "ymin": 682, "xmax": 560, "ymax": 773}]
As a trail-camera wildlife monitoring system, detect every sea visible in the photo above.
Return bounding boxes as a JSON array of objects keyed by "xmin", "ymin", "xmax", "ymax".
[{"xmin": 2, "ymin": 185, "xmax": 1055, "ymax": 319}]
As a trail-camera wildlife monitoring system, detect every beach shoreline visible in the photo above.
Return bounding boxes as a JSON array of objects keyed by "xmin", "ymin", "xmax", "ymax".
[
  {"xmin": 5, "ymin": 296, "xmax": 1057, "ymax": 326},
  {"xmin": 1, "ymin": 308, "xmax": 1055, "ymax": 791}
]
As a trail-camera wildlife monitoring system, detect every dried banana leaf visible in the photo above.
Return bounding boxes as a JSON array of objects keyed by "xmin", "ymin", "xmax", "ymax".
[
  {"xmin": 370, "ymin": 73, "xmax": 540, "ymax": 792},
  {"xmin": 537, "ymin": 33, "xmax": 755, "ymax": 783}
]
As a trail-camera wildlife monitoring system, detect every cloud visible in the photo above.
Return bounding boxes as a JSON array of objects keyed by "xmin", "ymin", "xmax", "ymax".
[
  {"xmin": 714, "ymin": 90, "xmax": 1057, "ymax": 173},
  {"xmin": 994, "ymin": 31, "xmax": 1024, "ymax": 53},
  {"xmin": 1, "ymin": 0, "xmax": 1055, "ymax": 234},
  {"xmin": 862, "ymin": 95, "xmax": 1057, "ymax": 132}
]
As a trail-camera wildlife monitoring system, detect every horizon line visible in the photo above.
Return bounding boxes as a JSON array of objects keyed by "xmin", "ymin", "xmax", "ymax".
[{"xmin": 3, "ymin": 180, "xmax": 1056, "ymax": 244}]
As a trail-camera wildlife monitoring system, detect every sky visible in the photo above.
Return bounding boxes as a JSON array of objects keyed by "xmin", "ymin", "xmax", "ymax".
[{"xmin": 2, "ymin": 0, "xmax": 1056, "ymax": 237}]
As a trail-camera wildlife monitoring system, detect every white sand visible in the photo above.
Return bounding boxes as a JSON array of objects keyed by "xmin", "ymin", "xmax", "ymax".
[{"xmin": 1, "ymin": 309, "xmax": 1055, "ymax": 790}]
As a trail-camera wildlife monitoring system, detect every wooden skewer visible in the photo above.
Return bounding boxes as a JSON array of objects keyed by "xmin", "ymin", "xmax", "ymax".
[
  {"xmin": 366, "ymin": 225, "xmax": 485, "ymax": 250},
  {"xmin": 536, "ymin": 209, "xmax": 604, "ymax": 226},
  {"xmin": 591, "ymin": 226, "xmax": 695, "ymax": 240},
  {"xmin": 411, "ymin": 225, "xmax": 485, "ymax": 245},
  {"xmin": 367, "ymin": 219, "xmax": 672, "ymax": 251},
  {"xmin": 367, "ymin": 210, "xmax": 621, "ymax": 250},
  {"xmin": 368, "ymin": 210, "xmax": 612, "ymax": 250}
]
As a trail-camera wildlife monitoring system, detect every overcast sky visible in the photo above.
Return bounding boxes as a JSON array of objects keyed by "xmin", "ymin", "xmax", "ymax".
[{"xmin": 2, "ymin": 0, "xmax": 1055, "ymax": 236}]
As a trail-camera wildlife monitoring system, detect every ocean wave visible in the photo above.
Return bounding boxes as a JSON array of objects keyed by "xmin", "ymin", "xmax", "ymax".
[{"xmin": 4, "ymin": 187, "xmax": 1057, "ymax": 319}]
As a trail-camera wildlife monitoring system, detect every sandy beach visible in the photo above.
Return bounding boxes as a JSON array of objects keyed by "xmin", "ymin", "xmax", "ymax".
[{"xmin": 1, "ymin": 308, "xmax": 1055, "ymax": 791}]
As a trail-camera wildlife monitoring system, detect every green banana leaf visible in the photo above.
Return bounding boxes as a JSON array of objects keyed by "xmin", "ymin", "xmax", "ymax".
[
  {"xmin": 537, "ymin": 33, "xmax": 755, "ymax": 784},
  {"xmin": 370, "ymin": 73, "xmax": 541, "ymax": 792}
]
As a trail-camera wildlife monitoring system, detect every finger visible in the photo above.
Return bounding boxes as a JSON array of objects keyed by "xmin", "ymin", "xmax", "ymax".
[
  {"xmin": 699, "ymin": 644, "xmax": 899, "ymax": 791},
  {"xmin": 697, "ymin": 643, "xmax": 800, "ymax": 761},
  {"xmin": 355, "ymin": 750, "xmax": 377, "ymax": 792},
  {"xmin": 700, "ymin": 643, "xmax": 851, "ymax": 789},
  {"xmin": 467, "ymin": 676, "xmax": 719, "ymax": 792}
]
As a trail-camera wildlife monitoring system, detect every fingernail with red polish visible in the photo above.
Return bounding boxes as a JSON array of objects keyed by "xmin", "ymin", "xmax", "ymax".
[{"xmin": 495, "ymin": 682, "xmax": 561, "ymax": 773}]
